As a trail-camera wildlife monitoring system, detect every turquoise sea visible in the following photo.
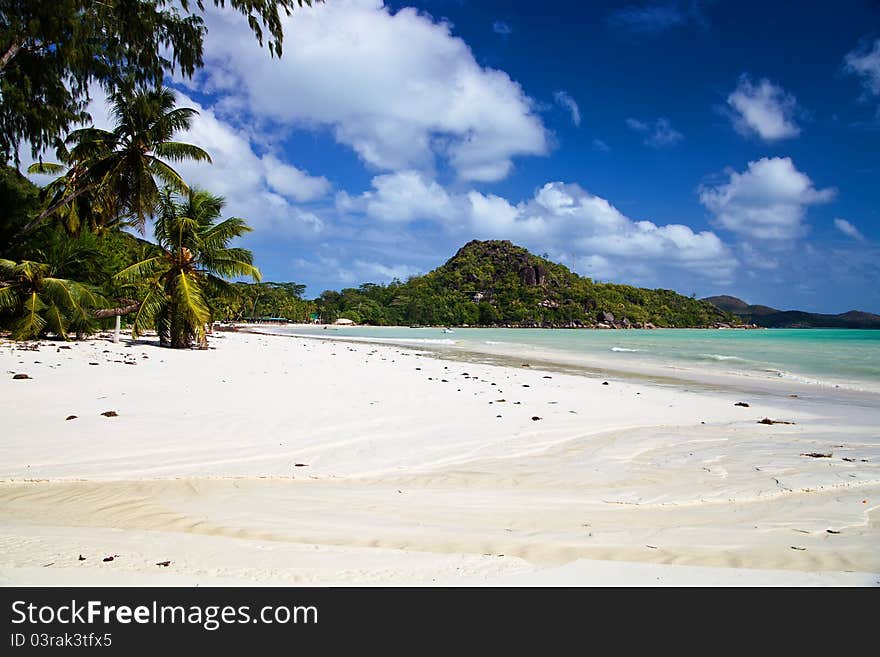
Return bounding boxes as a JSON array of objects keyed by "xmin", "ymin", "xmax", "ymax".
[{"xmin": 268, "ymin": 326, "xmax": 880, "ymax": 391}]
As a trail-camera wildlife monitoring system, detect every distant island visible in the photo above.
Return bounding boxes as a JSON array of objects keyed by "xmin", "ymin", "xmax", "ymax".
[{"xmin": 703, "ymin": 295, "xmax": 880, "ymax": 329}]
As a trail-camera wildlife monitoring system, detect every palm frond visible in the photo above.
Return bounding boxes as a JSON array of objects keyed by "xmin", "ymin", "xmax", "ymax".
[
  {"xmin": 27, "ymin": 161, "xmax": 65, "ymax": 175},
  {"xmin": 129, "ymin": 285, "xmax": 167, "ymax": 340},
  {"xmin": 148, "ymin": 158, "xmax": 189, "ymax": 193},
  {"xmin": 0, "ymin": 285, "xmax": 18, "ymax": 310},
  {"xmin": 43, "ymin": 303, "xmax": 69, "ymax": 340},
  {"xmin": 114, "ymin": 256, "xmax": 165, "ymax": 285},
  {"xmin": 154, "ymin": 141, "xmax": 212, "ymax": 164}
]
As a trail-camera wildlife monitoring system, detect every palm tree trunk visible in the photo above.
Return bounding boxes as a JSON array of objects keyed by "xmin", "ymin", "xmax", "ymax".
[
  {"xmin": 93, "ymin": 300, "xmax": 141, "ymax": 319},
  {"xmin": 0, "ymin": 39, "xmax": 21, "ymax": 70}
]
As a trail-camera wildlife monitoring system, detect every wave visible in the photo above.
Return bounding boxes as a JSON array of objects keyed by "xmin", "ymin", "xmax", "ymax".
[
  {"xmin": 484, "ymin": 341, "xmax": 504, "ymax": 345},
  {"xmin": 393, "ymin": 338, "xmax": 457, "ymax": 345},
  {"xmin": 610, "ymin": 347, "xmax": 641, "ymax": 353},
  {"xmin": 699, "ymin": 353, "xmax": 744, "ymax": 362}
]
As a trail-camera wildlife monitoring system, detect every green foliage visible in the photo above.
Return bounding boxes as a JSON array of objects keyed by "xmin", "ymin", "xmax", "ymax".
[
  {"xmin": 1, "ymin": 0, "xmax": 320, "ymax": 163},
  {"xmin": 0, "ymin": 162, "xmax": 41, "ymax": 254},
  {"xmin": 207, "ymin": 281, "xmax": 314, "ymax": 322},
  {"xmin": 115, "ymin": 188, "xmax": 260, "ymax": 348},
  {"xmin": 22, "ymin": 86, "xmax": 212, "ymax": 236},
  {"xmin": 0, "ymin": 257, "xmax": 104, "ymax": 340},
  {"xmin": 312, "ymin": 240, "xmax": 738, "ymax": 329}
]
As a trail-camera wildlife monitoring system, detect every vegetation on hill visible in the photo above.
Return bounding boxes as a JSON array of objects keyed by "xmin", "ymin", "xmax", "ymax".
[{"xmin": 310, "ymin": 240, "xmax": 739, "ymax": 328}]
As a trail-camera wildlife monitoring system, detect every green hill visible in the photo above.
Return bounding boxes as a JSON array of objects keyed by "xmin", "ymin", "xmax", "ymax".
[{"xmin": 316, "ymin": 240, "xmax": 738, "ymax": 328}]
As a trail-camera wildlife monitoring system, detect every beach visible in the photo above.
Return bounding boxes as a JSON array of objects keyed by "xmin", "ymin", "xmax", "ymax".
[{"xmin": 1, "ymin": 329, "xmax": 878, "ymax": 586}]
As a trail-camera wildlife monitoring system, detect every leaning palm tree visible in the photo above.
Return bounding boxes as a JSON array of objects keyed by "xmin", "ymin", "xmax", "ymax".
[
  {"xmin": 116, "ymin": 188, "xmax": 261, "ymax": 349},
  {"xmin": 22, "ymin": 86, "xmax": 211, "ymax": 235},
  {"xmin": 0, "ymin": 259, "xmax": 103, "ymax": 340},
  {"xmin": 27, "ymin": 140, "xmax": 118, "ymax": 236}
]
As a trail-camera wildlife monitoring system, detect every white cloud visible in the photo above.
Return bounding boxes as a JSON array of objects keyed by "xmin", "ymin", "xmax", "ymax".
[
  {"xmin": 699, "ymin": 157, "xmax": 835, "ymax": 241},
  {"xmin": 844, "ymin": 38, "xmax": 880, "ymax": 109},
  {"xmin": 607, "ymin": 2, "xmax": 699, "ymax": 33},
  {"xmin": 169, "ymin": 91, "xmax": 331, "ymax": 238},
  {"xmin": 341, "ymin": 175, "xmax": 737, "ymax": 282},
  {"xmin": 626, "ymin": 117, "xmax": 683, "ymax": 147},
  {"xmin": 263, "ymin": 156, "xmax": 331, "ymax": 202},
  {"xmin": 190, "ymin": 0, "xmax": 548, "ymax": 182},
  {"xmin": 338, "ymin": 170, "xmax": 455, "ymax": 223},
  {"xmin": 592, "ymin": 138, "xmax": 611, "ymax": 152},
  {"xmin": 553, "ymin": 91, "xmax": 581, "ymax": 127},
  {"xmin": 492, "ymin": 20, "xmax": 512, "ymax": 36},
  {"xmin": 726, "ymin": 75, "xmax": 800, "ymax": 141},
  {"xmin": 834, "ymin": 218, "xmax": 865, "ymax": 241},
  {"xmin": 293, "ymin": 254, "xmax": 420, "ymax": 286}
]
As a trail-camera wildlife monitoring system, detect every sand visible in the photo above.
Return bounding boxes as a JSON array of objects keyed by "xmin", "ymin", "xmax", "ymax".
[{"xmin": 1, "ymin": 330, "xmax": 878, "ymax": 586}]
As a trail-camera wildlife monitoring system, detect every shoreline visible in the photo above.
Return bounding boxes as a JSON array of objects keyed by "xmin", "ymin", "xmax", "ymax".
[
  {"xmin": 243, "ymin": 324, "xmax": 880, "ymax": 399},
  {"xmin": 1, "ymin": 330, "xmax": 878, "ymax": 585}
]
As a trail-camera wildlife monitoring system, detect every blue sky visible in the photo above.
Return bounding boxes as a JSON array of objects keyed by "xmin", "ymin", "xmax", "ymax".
[{"xmin": 30, "ymin": 0, "xmax": 880, "ymax": 312}]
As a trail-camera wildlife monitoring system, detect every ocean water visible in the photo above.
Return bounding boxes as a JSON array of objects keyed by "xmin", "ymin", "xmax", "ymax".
[{"xmin": 267, "ymin": 326, "xmax": 880, "ymax": 391}]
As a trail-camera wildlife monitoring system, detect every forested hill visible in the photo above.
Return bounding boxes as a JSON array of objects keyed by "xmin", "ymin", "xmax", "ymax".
[
  {"xmin": 315, "ymin": 240, "xmax": 738, "ymax": 328},
  {"xmin": 703, "ymin": 295, "xmax": 880, "ymax": 329}
]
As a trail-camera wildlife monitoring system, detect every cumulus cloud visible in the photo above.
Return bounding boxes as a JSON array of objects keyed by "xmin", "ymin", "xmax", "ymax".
[
  {"xmin": 165, "ymin": 92, "xmax": 331, "ymax": 238},
  {"xmin": 337, "ymin": 170, "xmax": 455, "ymax": 223},
  {"xmin": 553, "ymin": 91, "xmax": 581, "ymax": 127},
  {"xmin": 726, "ymin": 75, "xmax": 801, "ymax": 141},
  {"xmin": 699, "ymin": 157, "xmax": 835, "ymax": 241},
  {"xmin": 188, "ymin": 0, "xmax": 548, "ymax": 182},
  {"xmin": 834, "ymin": 218, "xmax": 865, "ymax": 241},
  {"xmin": 626, "ymin": 117, "xmax": 683, "ymax": 147},
  {"xmin": 340, "ymin": 175, "xmax": 738, "ymax": 282}
]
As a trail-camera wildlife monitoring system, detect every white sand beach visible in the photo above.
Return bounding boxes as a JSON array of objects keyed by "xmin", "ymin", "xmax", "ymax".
[{"xmin": 1, "ymin": 330, "xmax": 878, "ymax": 586}]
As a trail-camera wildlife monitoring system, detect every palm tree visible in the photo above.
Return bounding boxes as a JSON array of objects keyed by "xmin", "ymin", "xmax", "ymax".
[
  {"xmin": 22, "ymin": 86, "xmax": 211, "ymax": 235},
  {"xmin": 27, "ymin": 141, "xmax": 118, "ymax": 236},
  {"xmin": 0, "ymin": 259, "xmax": 103, "ymax": 340},
  {"xmin": 116, "ymin": 188, "xmax": 261, "ymax": 349}
]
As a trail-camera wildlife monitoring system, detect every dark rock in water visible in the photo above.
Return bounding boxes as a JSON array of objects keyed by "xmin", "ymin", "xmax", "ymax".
[
  {"xmin": 156, "ymin": 560, "xmax": 171, "ymax": 567},
  {"xmin": 101, "ymin": 411, "xmax": 119, "ymax": 417},
  {"xmin": 65, "ymin": 415, "xmax": 77, "ymax": 421},
  {"xmin": 543, "ymin": 375, "xmax": 552, "ymax": 379},
  {"xmin": 12, "ymin": 373, "xmax": 31, "ymax": 379},
  {"xmin": 102, "ymin": 556, "xmax": 115, "ymax": 562},
  {"xmin": 758, "ymin": 418, "xmax": 795, "ymax": 425},
  {"xmin": 78, "ymin": 554, "xmax": 86, "ymax": 561},
  {"xmin": 294, "ymin": 463, "xmax": 308, "ymax": 467},
  {"xmin": 602, "ymin": 381, "xmax": 609, "ymax": 386},
  {"xmin": 531, "ymin": 416, "xmax": 542, "ymax": 421},
  {"xmin": 521, "ymin": 363, "xmax": 530, "ymax": 367},
  {"xmin": 800, "ymin": 452, "xmax": 832, "ymax": 458},
  {"xmin": 734, "ymin": 402, "xmax": 750, "ymax": 407}
]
